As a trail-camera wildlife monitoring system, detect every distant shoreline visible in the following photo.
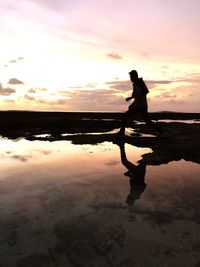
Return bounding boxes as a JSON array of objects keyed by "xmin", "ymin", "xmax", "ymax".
[
  {"xmin": 0, "ymin": 110, "xmax": 199, "ymax": 120},
  {"xmin": 1, "ymin": 110, "xmax": 200, "ymax": 114}
]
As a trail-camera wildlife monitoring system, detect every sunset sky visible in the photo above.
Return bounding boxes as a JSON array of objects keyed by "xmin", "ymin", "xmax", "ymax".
[{"xmin": 0, "ymin": 0, "xmax": 200, "ymax": 112}]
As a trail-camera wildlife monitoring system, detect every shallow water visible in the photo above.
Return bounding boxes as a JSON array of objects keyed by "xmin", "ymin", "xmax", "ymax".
[
  {"xmin": 135, "ymin": 119, "xmax": 200, "ymax": 125},
  {"xmin": 157, "ymin": 119, "xmax": 200, "ymax": 124},
  {"xmin": 0, "ymin": 138, "xmax": 199, "ymax": 267},
  {"xmin": 60, "ymin": 127, "xmax": 155, "ymax": 137}
]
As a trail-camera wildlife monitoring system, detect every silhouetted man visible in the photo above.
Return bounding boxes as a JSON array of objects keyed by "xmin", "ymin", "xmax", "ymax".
[
  {"xmin": 119, "ymin": 142, "xmax": 146, "ymax": 206},
  {"xmin": 119, "ymin": 70, "xmax": 164, "ymax": 136}
]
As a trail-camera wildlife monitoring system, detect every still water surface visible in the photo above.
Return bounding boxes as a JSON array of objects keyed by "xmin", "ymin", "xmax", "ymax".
[{"xmin": 0, "ymin": 138, "xmax": 199, "ymax": 267}]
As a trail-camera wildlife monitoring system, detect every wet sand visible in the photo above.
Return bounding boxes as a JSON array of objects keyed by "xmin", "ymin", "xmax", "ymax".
[{"xmin": 0, "ymin": 111, "xmax": 200, "ymax": 267}]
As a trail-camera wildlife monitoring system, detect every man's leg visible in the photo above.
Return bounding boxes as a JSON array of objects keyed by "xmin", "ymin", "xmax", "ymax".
[
  {"xmin": 119, "ymin": 108, "xmax": 135, "ymax": 134},
  {"xmin": 141, "ymin": 108, "xmax": 163, "ymax": 133}
]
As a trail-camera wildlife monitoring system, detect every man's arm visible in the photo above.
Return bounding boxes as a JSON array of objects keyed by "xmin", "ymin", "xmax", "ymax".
[
  {"xmin": 126, "ymin": 96, "xmax": 133, "ymax": 102},
  {"xmin": 125, "ymin": 87, "xmax": 135, "ymax": 102}
]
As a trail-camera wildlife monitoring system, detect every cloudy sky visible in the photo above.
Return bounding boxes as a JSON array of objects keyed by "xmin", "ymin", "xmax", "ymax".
[{"xmin": 0, "ymin": 0, "xmax": 200, "ymax": 112}]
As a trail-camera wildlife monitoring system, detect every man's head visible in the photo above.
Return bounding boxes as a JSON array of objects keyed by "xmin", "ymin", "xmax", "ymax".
[{"xmin": 129, "ymin": 70, "xmax": 138, "ymax": 82}]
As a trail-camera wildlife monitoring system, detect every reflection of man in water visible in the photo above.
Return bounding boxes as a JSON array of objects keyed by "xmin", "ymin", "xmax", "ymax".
[
  {"xmin": 119, "ymin": 142, "xmax": 146, "ymax": 206},
  {"xmin": 119, "ymin": 70, "xmax": 164, "ymax": 136}
]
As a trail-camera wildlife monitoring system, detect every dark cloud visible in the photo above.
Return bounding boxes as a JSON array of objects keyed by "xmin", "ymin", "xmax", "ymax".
[
  {"xmin": 35, "ymin": 98, "xmax": 68, "ymax": 106},
  {"xmin": 4, "ymin": 99, "xmax": 15, "ymax": 103},
  {"xmin": 28, "ymin": 87, "xmax": 48, "ymax": 93},
  {"xmin": 9, "ymin": 57, "xmax": 24, "ymax": 64},
  {"xmin": 59, "ymin": 88, "xmax": 117, "ymax": 97},
  {"xmin": 38, "ymin": 99, "xmax": 48, "ymax": 104},
  {"xmin": 9, "ymin": 60, "xmax": 17, "ymax": 63},
  {"xmin": 140, "ymin": 52, "xmax": 150, "ymax": 58},
  {"xmin": 67, "ymin": 83, "xmax": 97, "ymax": 90},
  {"xmin": 85, "ymin": 83, "xmax": 97, "ymax": 88},
  {"xmin": 106, "ymin": 52, "xmax": 123, "ymax": 60},
  {"xmin": 107, "ymin": 79, "xmax": 175, "ymax": 91},
  {"xmin": 167, "ymin": 99, "xmax": 186, "ymax": 105},
  {"xmin": 24, "ymin": 94, "xmax": 35, "ymax": 101},
  {"xmin": 152, "ymin": 73, "xmax": 200, "ymax": 86},
  {"xmin": 33, "ymin": 87, "xmax": 126, "ymax": 111},
  {"xmin": 55, "ymin": 99, "xmax": 68, "ymax": 105},
  {"xmin": 156, "ymin": 92, "xmax": 177, "ymax": 99},
  {"xmin": 106, "ymin": 80, "xmax": 130, "ymax": 91},
  {"xmin": 54, "ymin": 88, "xmax": 125, "ymax": 111},
  {"xmin": 39, "ymin": 150, "xmax": 52, "ymax": 155},
  {"xmin": 28, "ymin": 88, "xmax": 37, "ymax": 93},
  {"xmin": 178, "ymin": 73, "xmax": 200, "ymax": 83},
  {"xmin": 147, "ymin": 80, "xmax": 173, "ymax": 85},
  {"xmin": 8, "ymin": 78, "xmax": 24, "ymax": 85},
  {"xmin": 146, "ymin": 80, "xmax": 174, "ymax": 89},
  {"xmin": 154, "ymin": 96, "xmax": 186, "ymax": 105},
  {"xmin": 0, "ymin": 83, "xmax": 16, "ymax": 96}
]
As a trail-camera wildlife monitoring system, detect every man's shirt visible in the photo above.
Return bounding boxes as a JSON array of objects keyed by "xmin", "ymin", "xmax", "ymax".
[{"xmin": 132, "ymin": 78, "xmax": 149, "ymax": 108}]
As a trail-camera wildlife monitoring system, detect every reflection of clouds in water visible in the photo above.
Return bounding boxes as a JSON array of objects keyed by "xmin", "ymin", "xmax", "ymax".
[
  {"xmin": 0, "ymin": 150, "xmax": 52, "ymax": 162},
  {"xmin": 40, "ymin": 150, "xmax": 52, "ymax": 155},
  {"xmin": 79, "ymin": 145, "xmax": 95, "ymax": 153},
  {"xmin": 0, "ymin": 138, "xmax": 54, "ymax": 162},
  {"xmin": 11, "ymin": 155, "xmax": 32, "ymax": 162},
  {"xmin": 79, "ymin": 142, "xmax": 116, "ymax": 154},
  {"xmin": 35, "ymin": 149, "xmax": 52, "ymax": 155},
  {"xmin": 96, "ymin": 142, "xmax": 116, "ymax": 152},
  {"xmin": 105, "ymin": 160, "xmax": 120, "ymax": 166},
  {"xmin": 158, "ymin": 119, "xmax": 200, "ymax": 124},
  {"xmin": 0, "ymin": 152, "xmax": 34, "ymax": 162}
]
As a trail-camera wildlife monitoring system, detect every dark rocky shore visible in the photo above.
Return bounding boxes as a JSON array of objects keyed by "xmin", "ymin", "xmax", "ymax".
[
  {"xmin": 0, "ymin": 111, "xmax": 199, "ymax": 165},
  {"xmin": 0, "ymin": 110, "xmax": 199, "ymax": 134}
]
